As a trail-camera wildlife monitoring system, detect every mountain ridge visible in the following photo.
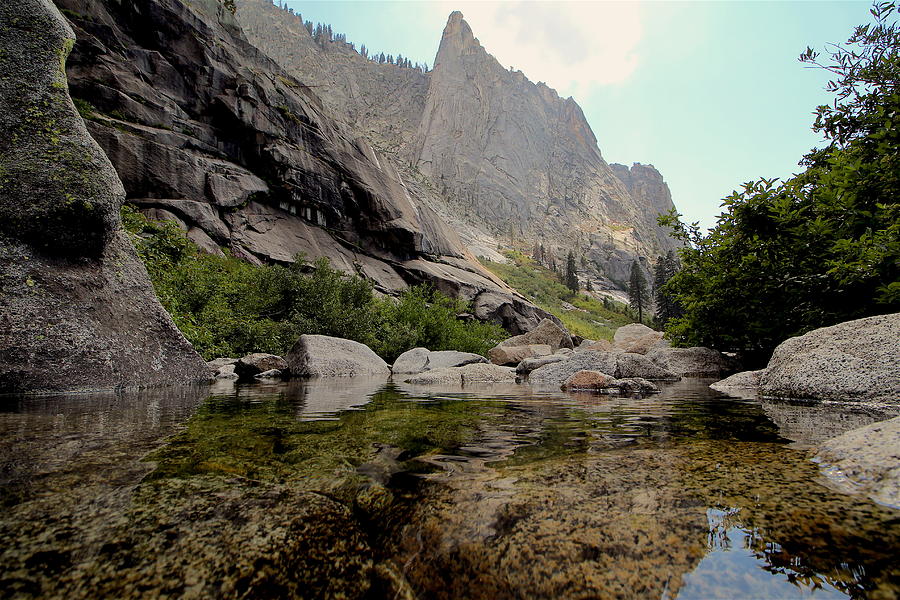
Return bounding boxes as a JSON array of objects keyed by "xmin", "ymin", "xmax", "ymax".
[{"xmin": 236, "ymin": 1, "xmax": 681, "ymax": 287}]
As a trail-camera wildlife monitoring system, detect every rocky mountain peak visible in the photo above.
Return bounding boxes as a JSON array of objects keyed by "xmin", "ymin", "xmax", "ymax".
[{"xmin": 435, "ymin": 11, "xmax": 483, "ymax": 66}]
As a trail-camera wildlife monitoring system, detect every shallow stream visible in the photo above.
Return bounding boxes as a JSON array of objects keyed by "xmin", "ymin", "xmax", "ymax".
[{"xmin": 1, "ymin": 379, "xmax": 898, "ymax": 599}]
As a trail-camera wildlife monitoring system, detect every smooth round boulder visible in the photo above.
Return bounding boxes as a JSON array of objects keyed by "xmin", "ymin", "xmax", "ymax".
[
  {"xmin": 286, "ymin": 335, "xmax": 389, "ymax": 377},
  {"xmin": 489, "ymin": 344, "xmax": 551, "ymax": 366},
  {"xmin": 759, "ymin": 313, "xmax": 900, "ymax": 405},
  {"xmin": 562, "ymin": 370, "xmax": 615, "ymax": 391}
]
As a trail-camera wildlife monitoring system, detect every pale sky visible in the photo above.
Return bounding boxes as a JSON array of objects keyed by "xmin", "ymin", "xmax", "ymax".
[{"xmin": 281, "ymin": 0, "xmax": 870, "ymax": 231}]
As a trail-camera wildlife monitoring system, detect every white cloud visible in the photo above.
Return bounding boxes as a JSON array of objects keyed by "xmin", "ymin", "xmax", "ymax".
[{"xmin": 428, "ymin": 1, "xmax": 642, "ymax": 97}]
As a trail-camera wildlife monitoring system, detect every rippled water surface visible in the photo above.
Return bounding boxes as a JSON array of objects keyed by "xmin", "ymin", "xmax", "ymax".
[{"xmin": 1, "ymin": 378, "xmax": 898, "ymax": 599}]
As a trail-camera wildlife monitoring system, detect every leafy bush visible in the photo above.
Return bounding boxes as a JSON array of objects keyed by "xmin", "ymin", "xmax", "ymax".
[{"xmin": 122, "ymin": 206, "xmax": 506, "ymax": 361}]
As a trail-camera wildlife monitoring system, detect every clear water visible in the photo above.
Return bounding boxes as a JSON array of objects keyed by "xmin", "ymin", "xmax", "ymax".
[{"xmin": 1, "ymin": 378, "xmax": 897, "ymax": 599}]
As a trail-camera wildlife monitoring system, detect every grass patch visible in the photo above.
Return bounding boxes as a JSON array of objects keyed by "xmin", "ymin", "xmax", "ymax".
[{"xmin": 479, "ymin": 251, "xmax": 632, "ymax": 341}]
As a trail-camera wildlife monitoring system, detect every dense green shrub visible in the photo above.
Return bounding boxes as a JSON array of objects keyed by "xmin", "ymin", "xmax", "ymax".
[
  {"xmin": 122, "ymin": 206, "xmax": 505, "ymax": 361},
  {"xmin": 659, "ymin": 2, "xmax": 900, "ymax": 363}
]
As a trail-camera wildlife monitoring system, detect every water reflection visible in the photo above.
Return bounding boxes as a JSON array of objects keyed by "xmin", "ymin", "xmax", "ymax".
[
  {"xmin": 676, "ymin": 508, "xmax": 846, "ymax": 599},
  {"xmin": 0, "ymin": 379, "xmax": 897, "ymax": 599}
]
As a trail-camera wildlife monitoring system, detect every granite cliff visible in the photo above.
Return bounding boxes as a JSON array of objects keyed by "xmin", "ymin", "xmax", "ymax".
[
  {"xmin": 236, "ymin": 2, "xmax": 681, "ymax": 286},
  {"xmin": 54, "ymin": 0, "xmax": 553, "ymax": 333},
  {"xmin": 0, "ymin": 0, "xmax": 210, "ymax": 393}
]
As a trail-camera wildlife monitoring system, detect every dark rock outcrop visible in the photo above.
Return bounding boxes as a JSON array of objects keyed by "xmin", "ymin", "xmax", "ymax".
[
  {"xmin": 0, "ymin": 0, "xmax": 209, "ymax": 394},
  {"xmin": 54, "ymin": 0, "xmax": 553, "ymax": 334}
]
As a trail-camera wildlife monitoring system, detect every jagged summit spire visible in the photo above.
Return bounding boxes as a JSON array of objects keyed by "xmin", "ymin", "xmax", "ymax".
[{"xmin": 438, "ymin": 10, "xmax": 477, "ymax": 58}]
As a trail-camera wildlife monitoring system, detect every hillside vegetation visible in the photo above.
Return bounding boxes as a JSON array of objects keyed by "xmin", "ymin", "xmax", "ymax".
[
  {"xmin": 122, "ymin": 206, "xmax": 505, "ymax": 361},
  {"xmin": 480, "ymin": 251, "xmax": 634, "ymax": 341}
]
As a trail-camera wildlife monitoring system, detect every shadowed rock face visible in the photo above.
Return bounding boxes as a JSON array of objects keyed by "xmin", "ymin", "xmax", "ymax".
[
  {"xmin": 235, "ymin": 1, "xmax": 681, "ymax": 289},
  {"xmin": 0, "ymin": 0, "xmax": 210, "ymax": 394},
  {"xmin": 54, "ymin": 0, "xmax": 554, "ymax": 333}
]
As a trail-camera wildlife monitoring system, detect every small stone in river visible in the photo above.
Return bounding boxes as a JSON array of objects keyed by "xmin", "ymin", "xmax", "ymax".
[{"xmin": 562, "ymin": 370, "xmax": 615, "ymax": 391}]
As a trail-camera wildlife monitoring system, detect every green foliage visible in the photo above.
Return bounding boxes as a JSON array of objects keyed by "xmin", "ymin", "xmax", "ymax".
[
  {"xmin": 122, "ymin": 206, "xmax": 504, "ymax": 361},
  {"xmin": 564, "ymin": 251, "xmax": 579, "ymax": 293},
  {"xmin": 653, "ymin": 250, "xmax": 682, "ymax": 328},
  {"xmin": 658, "ymin": 2, "xmax": 900, "ymax": 362},
  {"xmin": 628, "ymin": 261, "xmax": 650, "ymax": 324},
  {"xmin": 480, "ymin": 251, "xmax": 631, "ymax": 341}
]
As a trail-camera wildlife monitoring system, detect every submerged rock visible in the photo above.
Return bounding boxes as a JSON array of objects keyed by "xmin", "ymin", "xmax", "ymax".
[
  {"xmin": 815, "ymin": 416, "xmax": 900, "ymax": 509},
  {"xmin": 760, "ymin": 313, "xmax": 900, "ymax": 405},
  {"xmin": 286, "ymin": 335, "xmax": 390, "ymax": 377},
  {"xmin": 710, "ymin": 370, "xmax": 763, "ymax": 398},
  {"xmin": 0, "ymin": 0, "xmax": 209, "ymax": 393}
]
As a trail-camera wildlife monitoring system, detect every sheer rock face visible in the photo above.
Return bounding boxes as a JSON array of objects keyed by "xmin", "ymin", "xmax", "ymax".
[
  {"xmin": 236, "ymin": 3, "xmax": 681, "ymax": 287},
  {"xmin": 0, "ymin": 0, "xmax": 210, "ymax": 393},
  {"xmin": 55, "ymin": 0, "xmax": 554, "ymax": 334}
]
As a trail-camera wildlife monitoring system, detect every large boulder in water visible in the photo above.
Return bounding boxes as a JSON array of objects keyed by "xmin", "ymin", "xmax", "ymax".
[
  {"xmin": 646, "ymin": 347, "xmax": 738, "ymax": 377},
  {"xmin": 759, "ymin": 313, "xmax": 900, "ymax": 404},
  {"xmin": 814, "ymin": 416, "xmax": 900, "ymax": 509},
  {"xmin": 286, "ymin": 335, "xmax": 390, "ymax": 377},
  {"xmin": 528, "ymin": 351, "xmax": 678, "ymax": 387},
  {"xmin": 391, "ymin": 348, "xmax": 487, "ymax": 375},
  {"xmin": 0, "ymin": 0, "xmax": 209, "ymax": 393}
]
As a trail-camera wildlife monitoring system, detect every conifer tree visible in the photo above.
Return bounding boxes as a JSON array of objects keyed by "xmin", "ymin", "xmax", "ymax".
[
  {"xmin": 628, "ymin": 260, "xmax": 649, "ymax": 323},
  {"xmin": 565, "ymin": 251, "xmax": 579, "ymax": 293}
]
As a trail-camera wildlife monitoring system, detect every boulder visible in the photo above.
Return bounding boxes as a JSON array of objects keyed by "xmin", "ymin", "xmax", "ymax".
[
  {"xmin": 528, "ymin": 352, "xmax": 619, "ymax": 387},
  {"xmin": 562, "ymin": 370, "xmax": 616, "ymax": 391},
  {"xmin": 616, "ymin": 353, "xmax": 679, "ymax": 381},
  {"xmin": 619, "ymin": 333, "xmax": 667, "ymax": 355},
  {"xmin": 0, "ymin": 0, "xmax": 210, "ymax": 393},
  {"xmin": 405, "ymin": 363, "xmax": 516, "ymax": 385},
  {"xmin": 613, "ymin": 323, "xmax": 658, "ymax": 347},
  {"xmin": 814, "ymin": 416, "xmax": 900, "ymax": 509},
  {"xmin": 391, "ymin": 348, "xmax": 487, "ymax": 375},
  {"xmin": 577, "ymin": 339, "xmax": 613, "ymax": 352},
  {"xmin": 489, "ymin": 344, "xmax": 551, "ymax": 366},
  {"xmin": 529, "ymin": 351, "xmax": 680, "ymax": 387},
  {"xmin": 710, "ymin": 370, "xmax": 763, "ymax": 395},
  {"xmin": 214, "ymin": 364, "xmax": 239, "ymax": 380},
  {"xmin": 516, "ymin": 354, "xmax": 569, "ymax": 375},
  {"xmin": 207, "ymin": 357, "xmax": 238, "ymax": 370},
  {"xmin": 234, "ymin": 353, "xmax": 288, "ymax": 379},
  {"xmin": 286, "ymin": 335, "xmax": 390, "ymax": 377},
  {"xmin": 255, "ymin": 369, "xmax": 283, "ymax": 380},
  {"xmin": 555, "ymin": 348, "xmax": 575, "ymax": 357},
  {"xmin": 646, "ymin": 347, "xmax": 738, "ymax": 377},
  {"xmin": 759, "ymin": 313, "xmax": 900, "ymax": 404},
  {"xmin": 499, "ymin": 319, "xmax": 573, "ymax": 352}
]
